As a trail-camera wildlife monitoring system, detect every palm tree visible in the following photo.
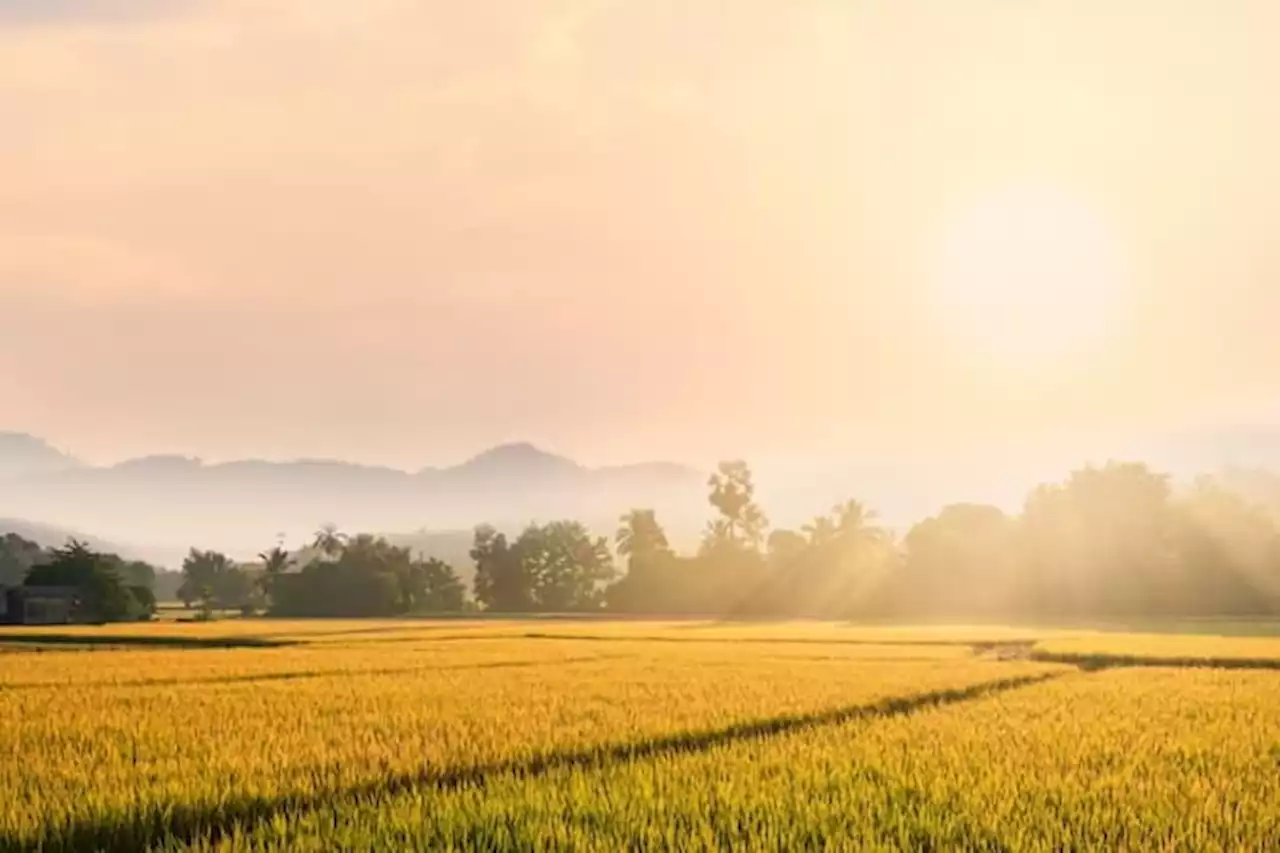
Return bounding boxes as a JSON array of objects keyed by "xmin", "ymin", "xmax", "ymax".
[
  {"xmin": 311, "ymin": 524, "xmax": 347, "ymax": 558},
  {"xmin": 616, "ymin": 509, "xmax": 670, "ymax": 559},
  {"xmin": 802, "ymin": 515, "xmax": 838, "ymax": 547},
  {"xmin": 257, "ymin": 544, "xmax": 293, "ymax": 600},
  {"xmin": 259, "ymin": 545, "xmax": 293, "ymax": 575},
  {"xmin": 833, "ymin": 500, "xmax": 883, "ymax": 543}
]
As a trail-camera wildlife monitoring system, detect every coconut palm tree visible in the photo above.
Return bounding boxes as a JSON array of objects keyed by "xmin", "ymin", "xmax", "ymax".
[{"xmin": 615, "ymin": 509, "xmax": 671, "ymax": 559}]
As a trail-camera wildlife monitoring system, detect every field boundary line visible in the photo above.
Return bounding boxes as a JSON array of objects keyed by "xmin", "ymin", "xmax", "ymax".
[
  {"xmin": 0, "ymin": 633, "xmax": 296, "ymax": 651},
  {"xmin": 1029, "ymin": 650, "xmax": 1280, "ymax": 671},
  {"xmin": 0, "ymin": 654, "xmax": 635, "ymax": 693},
  {"xmin": 516, "ymin": 632, "xmax": 1041, "ymax": 648}
]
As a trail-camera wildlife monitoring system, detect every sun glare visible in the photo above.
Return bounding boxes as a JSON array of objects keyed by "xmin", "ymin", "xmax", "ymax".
[{"xmin": 931, "ymin": 182, "xmax": 1126, "ymax": 371}]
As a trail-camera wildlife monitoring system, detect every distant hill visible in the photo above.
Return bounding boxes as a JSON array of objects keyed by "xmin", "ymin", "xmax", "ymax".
[
  {"xmin": 382, "ymin": 529, "xmax": 478, "ymax": 585},
  {"xmin": 0, "ymin": 517, "xmax": 190, "ymax": 569},
  {"xmin": 0, "ymin": 434, "xmax": 706, "ymax": 568},
  {"xmin": 0, "ymin": 432, "xmax": 81, "ymax": 479},
  {"xmin": 0, "ymin": 517, "xmax": 122, "ymax": 554}
]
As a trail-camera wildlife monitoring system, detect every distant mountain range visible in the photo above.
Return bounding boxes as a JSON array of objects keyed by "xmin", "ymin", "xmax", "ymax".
[{"xmin": 0, "ymin": 432, "xmax": 706, "ymax": 567}]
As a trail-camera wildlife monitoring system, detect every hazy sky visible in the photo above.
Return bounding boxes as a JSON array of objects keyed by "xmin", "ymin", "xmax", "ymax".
[{"xmin": 3, "ymin": 0, "xmax": 1278, "ymax": 469}]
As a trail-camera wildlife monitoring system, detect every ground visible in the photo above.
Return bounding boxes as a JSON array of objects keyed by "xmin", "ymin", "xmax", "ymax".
[{"xmin": 1, "ymin": 619, "xmax": 1278, "ymax": 850}]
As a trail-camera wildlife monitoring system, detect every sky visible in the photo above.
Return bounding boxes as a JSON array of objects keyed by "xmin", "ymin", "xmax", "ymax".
[{"xmin": 3, "ymin": 0, "xmax": 1279, "ymax": 470}]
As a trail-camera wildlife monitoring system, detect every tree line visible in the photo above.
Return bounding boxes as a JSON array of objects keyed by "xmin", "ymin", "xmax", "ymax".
[{"xmin": 4, "ymin": 459, "xmax": 1280, "ymax": 621}]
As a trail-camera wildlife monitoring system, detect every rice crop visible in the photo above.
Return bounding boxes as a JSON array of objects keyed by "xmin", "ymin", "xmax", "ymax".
[{"xmin": 1, "ymin": 620, "xmax": 1277, "ymax": 851}]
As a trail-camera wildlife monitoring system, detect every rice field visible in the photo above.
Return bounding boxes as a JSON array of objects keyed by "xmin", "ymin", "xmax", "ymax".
[{"xmin": 2, "ymin": 620, "xmax": 1278, "ymax": 851}]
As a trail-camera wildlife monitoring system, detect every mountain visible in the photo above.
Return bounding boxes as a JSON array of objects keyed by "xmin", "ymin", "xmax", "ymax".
[
  {"xmin": 0, "ymin": 435, "xmax": 705, "ymax": 567},
  {"xmin": 0, "ymin": 432, "xmax": 82, "ymax": 479},
  {"xmin": 0, "ymin": 517, "xmax": 190, "ymax": 569},
  {"xmin": 0, "ymin": 517, "xmax": 114, "ymax": 552}
]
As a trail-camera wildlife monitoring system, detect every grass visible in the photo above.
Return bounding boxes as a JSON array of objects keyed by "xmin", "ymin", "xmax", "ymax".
[{"xmin": 1, "ymin": 619, "xmax": 1279, "ymax": 850}]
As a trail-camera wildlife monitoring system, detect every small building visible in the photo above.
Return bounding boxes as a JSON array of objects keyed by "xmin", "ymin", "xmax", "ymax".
[{"xmin": 0, "ymin": 586, "xmax": 82, "ymax": 625}]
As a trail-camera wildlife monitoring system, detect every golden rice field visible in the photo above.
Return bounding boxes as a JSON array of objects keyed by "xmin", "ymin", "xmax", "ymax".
[{"xmin": 2, "ymin": 619, "xmax": 1279, "ymax": 851}]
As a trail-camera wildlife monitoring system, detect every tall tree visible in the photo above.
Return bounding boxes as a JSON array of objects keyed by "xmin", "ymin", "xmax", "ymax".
[
  {"xmin": 616, "ymin": 509, "xmax": 671, "ymax": 560},
  {"xmin": 471, "ymin": 525, "xmax": 530, "ymax": 612},
  {"xmin": 407, "ymin": 557, "xmax": 467, "ymax": 612},
  {"xmin": 1021, "ymin": 462, "xmax": 1182, "ymax": 617},
  {"xmin": 609, "ymin": 509, "xmax": 677, "ymax": 612},
  {"xmin": 518, "ymin": 521, "xmax": 614, "ymax": 611},
  {"xmin": 704, "ymin": 460, "xmax": 768, "ymax": 552},
  {"xmin": 257, "ymin": 544, "xmax": 293, "ymax": 603},
  {"xmin": 311, "ymin": 524, "xmax": 347, "ymax": 559},
  {"xmin": 901, "ymin": 503, "xmax": 1017, "ymax": 618},
  {"xmin": 179, "ymin": 549, "xmax": 258, "ymax": 613}
]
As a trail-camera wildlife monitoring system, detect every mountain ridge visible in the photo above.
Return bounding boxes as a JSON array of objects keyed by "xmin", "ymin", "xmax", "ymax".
[
  {"xmin": 0, "ymin": 433, "xmax": 706, "ymax": 566},
  {"xmin": 1, "ymin": 435, "xmax": 676, "ymax": 480}
]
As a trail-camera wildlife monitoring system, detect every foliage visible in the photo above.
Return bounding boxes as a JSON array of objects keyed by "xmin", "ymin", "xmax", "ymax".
[
  {"xmin": 605, "ymin": 460, "xmax": 1280, "ymax": 619},
  {"xmin": 608, "ymin": 510, "xmax": 679, "ymax": 612},
  {"xmin": 471, "ymin": 525, "xmax": 530, "ymax": 612},
  {"xmin": 518, "ymin": 520, "xmax": 615, "ymax": 611},
  {"xmin": 257, "ymin": 545, "xmax": 293, "ymax": 603},
  {"xmin": 407, "ymin": 557, "xmax": 467, "ymax": 612},
  {"xmin": 270, "ymin": 533, "xmax": 466, "ymax": 617},
  {"xmin": 0, "ymin": 532, "xmax": 44, "ymax": 587},
  {"xmin": 127, "ymin": 585, "xmax": 157, "ymax": 620},
  {"xmin": 703, "ymin": 460, "xmax": 768, "ymax": 552},
  {"xmin": 899, "ymin": 503, "xmax": 1018, "ymax": 618},
  {"xmin": 23, "ymin": 540, "xmax": 141, "ymax": 622},
  {"xmin": 472, "ymin": 522, "xmax": 614, "ymax": 612},
  {"xmin": 179, "ymin": 549, "xmax": 259, "ymax": 613}
]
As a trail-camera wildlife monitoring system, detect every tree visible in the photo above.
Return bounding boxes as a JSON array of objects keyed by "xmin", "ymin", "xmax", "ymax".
[
  {"xmin": 753, "ymin": 500, "xmax": 889, "ymax": 618},
  {"xmin": 900, "ymin": 504, "xmax": 1017, "ymax": 618},
  {"xmin": 1020, "ymin": 462, "xmax": 1183, "ymax": 618},
  {"xmin": 179, "ymin": 549, "xmax": 259, "ymax": 613},
  {"xmin": 272, "ymin": 533, "xmax": 406, "ymax": 617},
  {"xmin": 268, "ymin": 531, "xmax": 467, "ymax": 617},
  {"xmin": 471, "ymin": 525, "xmax": 530, "ymax": 612},
  {"xmin": 703, "ymin": 460, "xmax": 768, "ymax": 552},
  {"xmin": 1173, "ymin": 478, "xmax": 1280, "ymax": 616},
  {"xmin": 409, "ymin": 558, "xmax": 467, "ymax": 612},
  {"xmin": 832, "ymin": 500, "xmax": 883, "ymax": 546},
  {"xmin": 257, "ymin": 544, "xmax": 293, "ymax": 604},
  {"xmin": 0, "ymin": 532, "xmax": 44, "ymax": 587},
  {"xmin": 25, "ymin": 540, "xmax": 140, "ymax": 622},
  {"xmin": 311, "ymin": 524, "xmax": 347, "ymax": 559},
  {"xmin": 616, "ymin": 509, "xmax": 671, "ymax": 560},
  {"xmin": 128, "ymin": 585, "xmax": 157, "ymax": 620},
  {"xmin": 767, "ymin": 529, "xmax": 808, "ymax": 564},
  {"xmin": 609, "ymin": 510, "xmax": 678, "ymax": 612},
  {"xmin": 517, "ymin": 521, "xmax": 615, "ymax": 611},
  {"xmin": 115, "ymin": 559, "xmax": 158, "ymax": 590},
  {"xmin": 801, "ymin": 516, "xmax": 838, "ymax": 548}
]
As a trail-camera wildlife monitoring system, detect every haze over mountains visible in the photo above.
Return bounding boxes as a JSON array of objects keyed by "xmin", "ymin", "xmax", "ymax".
[
  {"xmin": 4, "ymin": 427, "xmax": 1280, "ymax": 569},
  {"xmin": 0, "ymin": 432, "xmax": 705, "ymax": 566}
]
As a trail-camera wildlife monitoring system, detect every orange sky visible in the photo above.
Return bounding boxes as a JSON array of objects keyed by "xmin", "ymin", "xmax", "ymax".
[{"xmin": 2, "ymin": 1, "xmax": 1278, "ymax": 468}]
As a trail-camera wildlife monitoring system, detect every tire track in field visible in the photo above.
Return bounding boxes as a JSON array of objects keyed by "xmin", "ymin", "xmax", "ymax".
[{"xmin": 2, "ymin": 671, "xmax": 1065, "ymax": 853}]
